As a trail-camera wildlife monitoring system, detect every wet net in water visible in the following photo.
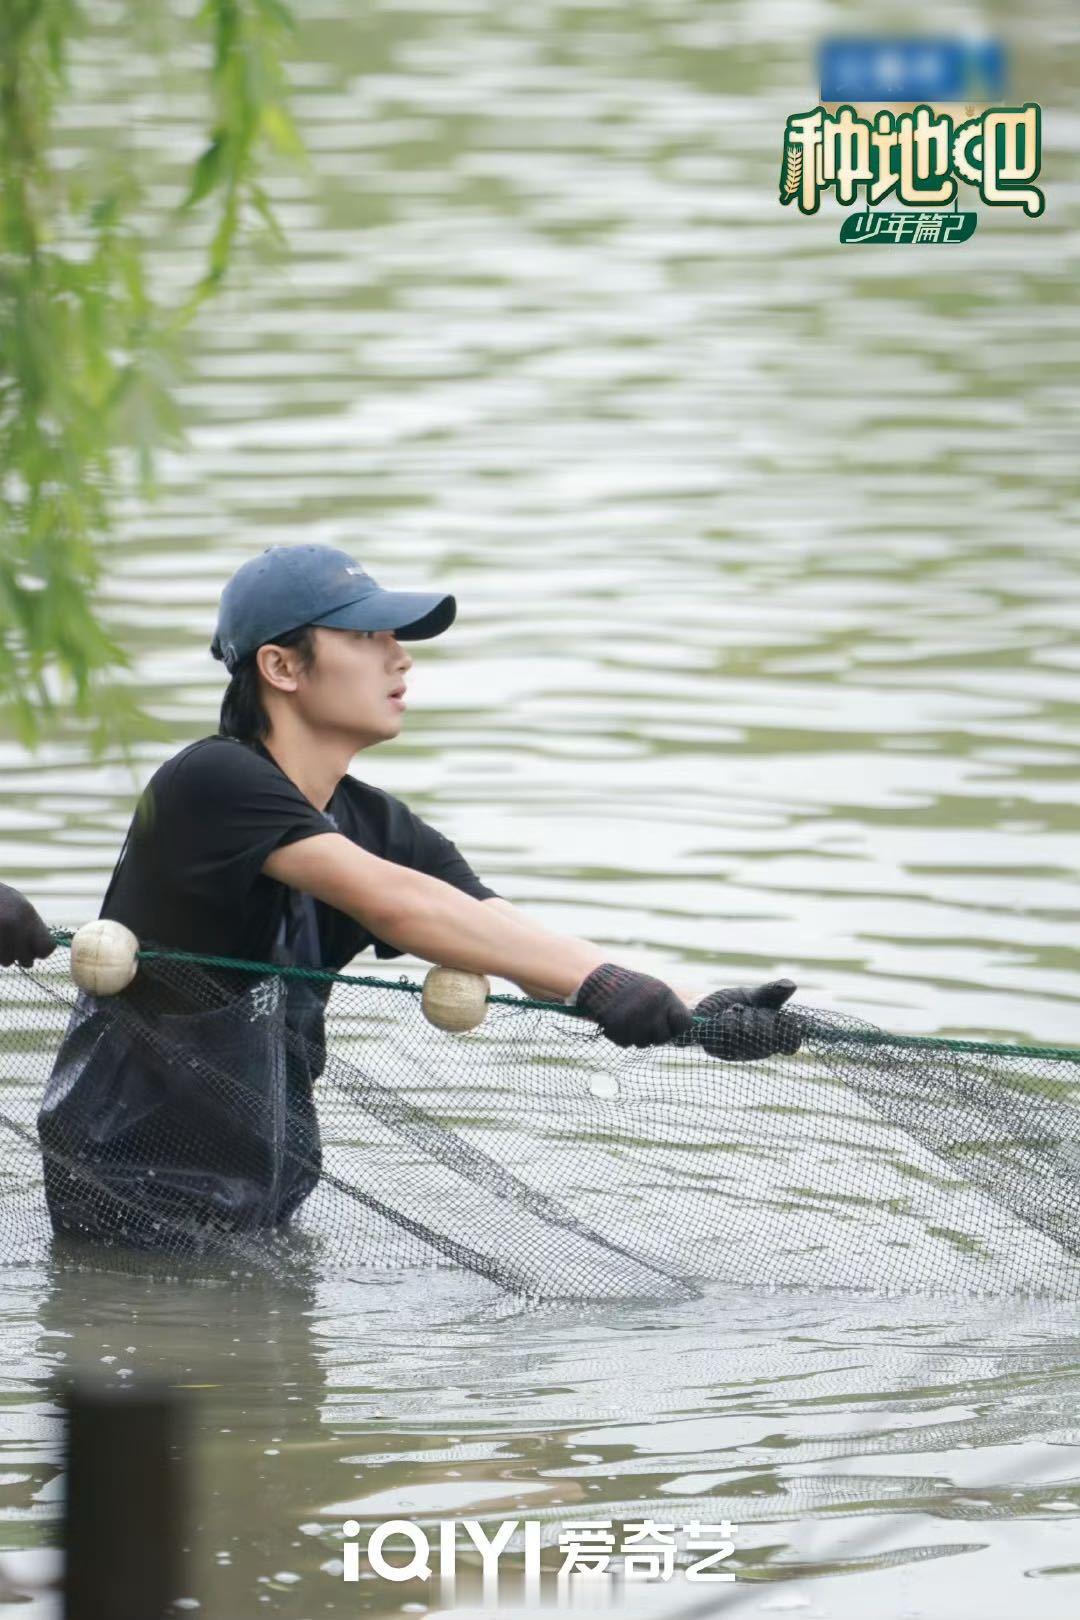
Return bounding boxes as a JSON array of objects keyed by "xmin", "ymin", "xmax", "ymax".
[{"xmin": 2, "ymin": 934, "xmax": 1080, "ymax": 1301}]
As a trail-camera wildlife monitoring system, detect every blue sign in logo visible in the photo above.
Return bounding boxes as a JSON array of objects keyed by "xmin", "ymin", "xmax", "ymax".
[{"xmin": 818, "ymin": 37, "xmax": 1007, "ymax": 103}]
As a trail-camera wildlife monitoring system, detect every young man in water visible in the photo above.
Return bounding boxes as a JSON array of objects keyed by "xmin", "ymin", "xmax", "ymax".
[{"xmin": 40, "ymin": 546, "xmax": 799, "ymax": 1244}]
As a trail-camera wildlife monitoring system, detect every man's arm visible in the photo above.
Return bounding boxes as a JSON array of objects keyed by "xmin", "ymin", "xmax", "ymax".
[
  {"xmin": 263, "ymin": 834, "xmax": 606, "ymax": 1000},
  {"xmin": 483, "ymin": 895, "xmax": 701, "ymax": 1006},
  {"xmin": 265, "ymin": 837, "xmax": 795, "ymax": 1054},
  {"xmin": 481, "ymin": 897, "xmax": 570, "ymax": 1000}
]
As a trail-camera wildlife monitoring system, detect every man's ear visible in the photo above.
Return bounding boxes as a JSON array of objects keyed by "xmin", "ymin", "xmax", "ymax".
[{"xmin": 255, "ymin": 642, "xmax": 302, "ymax": 694}]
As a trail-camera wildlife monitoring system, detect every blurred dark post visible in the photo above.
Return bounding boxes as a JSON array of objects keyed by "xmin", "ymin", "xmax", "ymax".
[{"xmin": 63, "ymin": 1385, "xmax": 188, "ymax": 1620}]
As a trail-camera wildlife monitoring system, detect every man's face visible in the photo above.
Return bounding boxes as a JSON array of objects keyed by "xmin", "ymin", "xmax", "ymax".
[{"xmin": 292, "ymin": 627, "xmax": 413, "ymax": 744}]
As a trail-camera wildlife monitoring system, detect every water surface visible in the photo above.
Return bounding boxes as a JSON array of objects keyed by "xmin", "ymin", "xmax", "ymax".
[{"xmin": 1, "ymin": 0, "xmax": 1078, "ymax": 1613}]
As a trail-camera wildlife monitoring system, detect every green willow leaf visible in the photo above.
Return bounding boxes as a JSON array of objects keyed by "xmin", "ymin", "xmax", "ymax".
[
  {"xmin": 0, "ymin": 0, "xmax": 303, "ymax": 751},
  {"xmin": 182, "ymin": 132, "xmax": 229, "ymax": 210}
]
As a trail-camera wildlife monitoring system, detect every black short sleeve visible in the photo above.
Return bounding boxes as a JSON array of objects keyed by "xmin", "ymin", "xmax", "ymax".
[
  {"xmin": 140, "ymin": 738, "xmax": 332, "ymax": 894},
  {"xmin": 406, "ymin": 813, "xmax": 499, "ymax": 902},
  {"xmin": 103, "ymin": 738, "xmax": 337, "ymax": 958}
]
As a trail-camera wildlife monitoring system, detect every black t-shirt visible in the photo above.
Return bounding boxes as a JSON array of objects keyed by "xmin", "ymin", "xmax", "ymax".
[
  {"xmin": 36, "ymin": 736, "xmax": 500, "ymax": 1245},
  {"xmin": 101, "ymin": 735, "xmax": 497, "ymax": 971}
]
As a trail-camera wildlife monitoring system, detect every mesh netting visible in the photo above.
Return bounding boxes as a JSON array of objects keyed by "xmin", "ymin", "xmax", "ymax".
[{"xmin": 2, "ymin": 933, "xmax": 1080, "ymax": 1301}]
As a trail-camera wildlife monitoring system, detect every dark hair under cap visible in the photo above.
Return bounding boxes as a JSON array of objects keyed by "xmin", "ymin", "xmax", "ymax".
[{"xmin": 218, "ymin": 625, "xmax": 318, "ymax": 743}]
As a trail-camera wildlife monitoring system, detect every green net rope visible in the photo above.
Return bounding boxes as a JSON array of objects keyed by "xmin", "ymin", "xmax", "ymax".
[{"xmin": 46, "ymin": 929, "xmax": 1080, "ymax": 1065}]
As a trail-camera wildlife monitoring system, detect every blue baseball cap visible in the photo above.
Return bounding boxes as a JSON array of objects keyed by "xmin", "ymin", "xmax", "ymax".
[{"xmin": 210, "ymin": 545, "xmax": 456, "ymax": 674}]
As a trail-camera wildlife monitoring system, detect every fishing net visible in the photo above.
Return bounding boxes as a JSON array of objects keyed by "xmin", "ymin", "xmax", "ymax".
[{"xmin": 2, "ymin": 931, "xmax": 1080, "ymax": 1301}]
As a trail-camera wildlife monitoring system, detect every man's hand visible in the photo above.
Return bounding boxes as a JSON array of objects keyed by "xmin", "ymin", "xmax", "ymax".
[
  {"xmin": 0, "ymin": 884, "xmax": 54, "ymax": 969},
  {"xmin": 687, "ymin": 978, "xmax": 801, "ymax": 1060},
  {"xmin": 574, "ymin": 962, "xmax": 693, "ymax": 1049}
]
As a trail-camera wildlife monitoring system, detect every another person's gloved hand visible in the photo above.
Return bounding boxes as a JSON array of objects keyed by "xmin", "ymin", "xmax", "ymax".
[
  {"xmin": 574, "ymin": 962, "xmax": 693, "ymax": 1049},
  {"xmin": 687, "ymin": 978, "xmax": 801, "ymax": 1060},
  {"xmin": 0, "ymin": 884, "xmax": 54, "ymax": 969}
]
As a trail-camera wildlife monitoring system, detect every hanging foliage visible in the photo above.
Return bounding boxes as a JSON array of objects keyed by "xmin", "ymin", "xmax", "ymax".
[{"xmin": 0, "ymin": 0, "xmax": 306, "ymax": 747}]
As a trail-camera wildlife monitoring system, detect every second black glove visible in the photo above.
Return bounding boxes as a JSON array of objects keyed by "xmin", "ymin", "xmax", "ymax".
[{"xmin": 687, "ymin": 978, "xmax": 802, "ymax": 1060}]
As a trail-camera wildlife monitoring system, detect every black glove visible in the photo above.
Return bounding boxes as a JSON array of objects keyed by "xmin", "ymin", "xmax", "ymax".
[
  {"xmin": 574, "ymin": 962, "xmax": 693, "ymax": 1049},
  {"xmin": 0, "ymin": 884, "xmax": 54, "ymax": 969},
  {"xmin": 686, "ymin": 978, "xmax": 801, "ymax": 1060}
]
